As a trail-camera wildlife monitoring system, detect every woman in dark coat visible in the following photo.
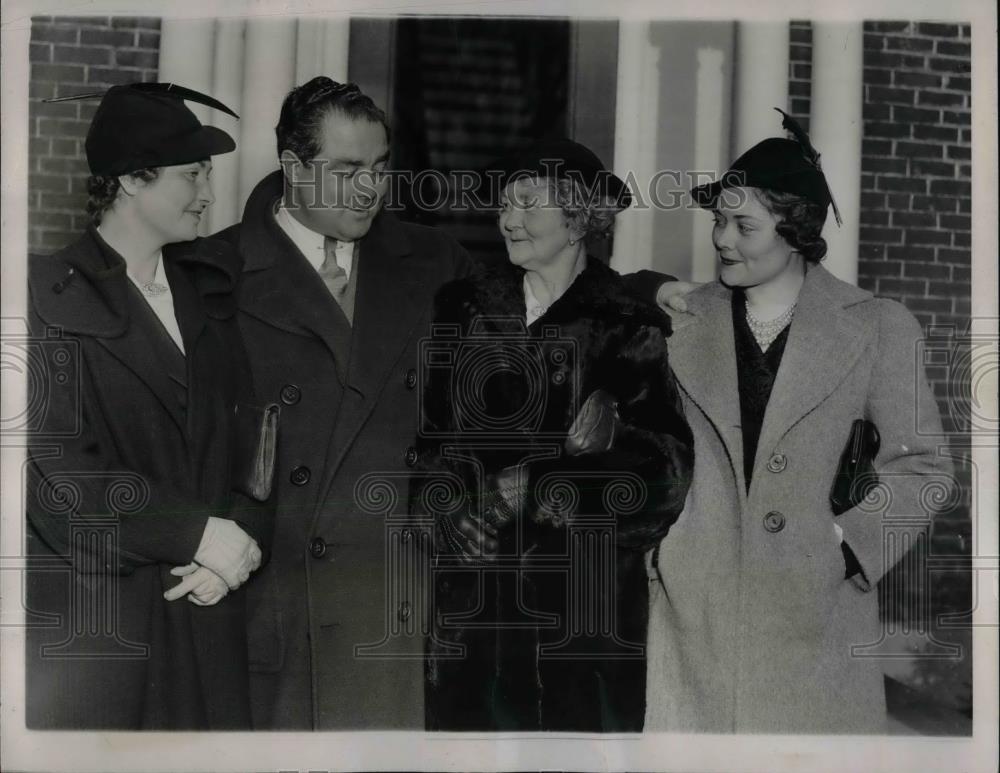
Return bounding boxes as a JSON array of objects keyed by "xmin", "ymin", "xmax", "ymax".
[
  {"xmin": 414, "ymin": 139, "xmax": 694, "ymax": 732},
  {"xmin": 25, "ymin": 83, "xmax": 275, "ymax": 730}
]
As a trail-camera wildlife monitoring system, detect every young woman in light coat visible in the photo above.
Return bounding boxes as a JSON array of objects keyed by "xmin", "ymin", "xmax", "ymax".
[{"xmin": 644, "ymin": 113, "xmax": 953, "ymax": 734}]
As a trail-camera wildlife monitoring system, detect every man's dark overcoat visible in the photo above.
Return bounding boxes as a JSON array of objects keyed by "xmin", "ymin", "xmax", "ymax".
[
  {"xmin": 25, "ymin": 228, "xmax": 271, "ymax": 729},
  {"xmin": 214, "ymin": 170, "xmax": 471, "ymax": 729}
]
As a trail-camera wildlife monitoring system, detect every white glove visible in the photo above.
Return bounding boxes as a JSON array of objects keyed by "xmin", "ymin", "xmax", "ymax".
[
  {"xmin": 193, "ymin": 517, "xmax": 262, "ymax": 590},
  {"xmin": 164, "ymin": 563, "xmax": 229, "ymax": 606}
]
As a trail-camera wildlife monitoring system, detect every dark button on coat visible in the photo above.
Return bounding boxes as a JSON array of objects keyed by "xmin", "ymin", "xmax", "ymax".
[{"xmin": 214, "ymin": 171, "xmax": 471, "ymax": 729}]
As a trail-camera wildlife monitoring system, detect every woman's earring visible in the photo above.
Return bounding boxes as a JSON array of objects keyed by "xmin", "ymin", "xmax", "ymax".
[{"xmin": 568, "ymin": 237, "xmax": 577, "ymax": 246}]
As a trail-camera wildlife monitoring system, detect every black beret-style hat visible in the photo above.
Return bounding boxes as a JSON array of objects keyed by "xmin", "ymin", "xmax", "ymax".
[
  {"xmin": 493, "ymin": 137, "xmax": 633, "ymax": 209},
  {"xmin": 691, "ymin": 108, "xmax": 842, "ymax": 225},
  {"xmin": 49, "ymin": 83, "xmax": 239, "ymax": 176}
]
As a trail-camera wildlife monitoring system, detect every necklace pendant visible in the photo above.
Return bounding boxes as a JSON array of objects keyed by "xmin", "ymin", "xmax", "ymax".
[{"xmin": 141, "ymin": 280, "xmax": 168, "ymax": 297}]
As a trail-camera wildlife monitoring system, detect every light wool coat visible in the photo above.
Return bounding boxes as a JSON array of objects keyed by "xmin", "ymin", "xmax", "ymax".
[{"xmin": 644, "ymin": 264, "xmax": 952, "ymax": 734}]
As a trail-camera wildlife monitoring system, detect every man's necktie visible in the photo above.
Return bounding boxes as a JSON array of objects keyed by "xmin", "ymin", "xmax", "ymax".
[{"xmin": 321, "ymin": 237, "xmax": 353, "ymax": 323}]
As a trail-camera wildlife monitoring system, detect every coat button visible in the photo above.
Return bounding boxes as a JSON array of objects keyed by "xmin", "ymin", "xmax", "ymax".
[
  {"xmin": 280, "ymin": 384, "xmax": 301, "ymax": 405},
  {"xmin": 766, "ymin": 453, "xmax": 787, "ymax": 473},
  {"xmin": 404, "ymin": 447, "xmax": 418, "ymax": 467},
  {"xmin": 404, "ymin": 369, "xmax": 418, "ymax": 389},
  {"xmin": 398, "ymin": 601, "xmax": 411, "ymax": 621},
  {"xmin": 290, "ymin": 466, "xmax": 311, "ymax": 486},
  {"xmin": 763, "ymin": 511, "xmax": 786, "ymax": 533},
  {"xmin": 310, "ymin": 537, "xmax": 327, "ymax": 559}
]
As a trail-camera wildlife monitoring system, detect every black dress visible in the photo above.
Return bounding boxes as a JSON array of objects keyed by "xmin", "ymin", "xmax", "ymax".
[{"xmin": 413, "ymin": 257, "xmax": 693, "ymax": 731}]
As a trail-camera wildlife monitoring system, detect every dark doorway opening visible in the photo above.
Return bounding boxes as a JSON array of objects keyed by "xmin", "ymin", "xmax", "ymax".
[{"xmin": 391, "ymin": 16, "xmax": 572, "ymax": 266}]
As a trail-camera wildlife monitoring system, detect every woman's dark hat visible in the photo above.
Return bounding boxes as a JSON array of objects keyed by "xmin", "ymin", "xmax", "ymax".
[
  {"xmin": 492, "ymin": 137, "xmax": 633, "ymax": 209},
  {"xmin": 691, "ymin": 108, "xmax": 842, "ymax": 225},
  {"xmin": 45, "ymin": 83, "xmax": 238, "ymax": 176}
]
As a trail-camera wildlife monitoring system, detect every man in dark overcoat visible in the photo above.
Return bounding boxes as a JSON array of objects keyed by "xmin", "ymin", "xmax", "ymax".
[
  {"xmin": 214, "ymin": 78, "xmax": 470, "ymax": 729},
  {"xmin": 218, "ymin": 78, "xmax": 674, "ymax": 730}
]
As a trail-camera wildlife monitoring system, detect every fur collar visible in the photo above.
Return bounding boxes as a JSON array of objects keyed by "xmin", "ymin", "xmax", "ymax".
[{"xmin": 438, "ymin": 255, "xmax": 671, "ymax": 335}]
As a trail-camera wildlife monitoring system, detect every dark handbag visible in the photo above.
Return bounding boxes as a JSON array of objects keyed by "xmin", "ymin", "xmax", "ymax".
[
  {"xmin": 830, "ymin": 419, "xmax": 880, "ymax": 516},
  {"xmin": 564, "ymin": 388, "xmax": 621, "ymax": 456},
  {"xmin": 232, "ymin": 402, "xmax": 280, "ymax": 501}
]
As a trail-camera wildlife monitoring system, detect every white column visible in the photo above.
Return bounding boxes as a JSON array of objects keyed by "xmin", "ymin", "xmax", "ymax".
[
  {"xmin": 159, "ymin": 20, "xmax": 215, "ymax": 110},
  {"xmin": 159, "ymin": 19, "xmax": 244, "ymax": 234},
  {"xmin": 732, "ymin": 22, "xmax": 789, "ymax": 155},
  {"xmin": 205, "ymin": 20, "xmax": 247, "ymax": 233},
  {"xmin": 691, "ymin": 47, "xmax": 727, "ymax": 283},
  {"xmin": 239, "ymin": 20, "xmax": 298, "ymax": 207},
  {"xmin": 810, "ymin": 22, "xmax": 863, "ymax": 285},
  {"xmin": 296, "ymin": 18, "xmax": 351, "ymax": 84},
  {"xmin": 611, "ymin": 20, "xmax": 661, "ymax": 274}
]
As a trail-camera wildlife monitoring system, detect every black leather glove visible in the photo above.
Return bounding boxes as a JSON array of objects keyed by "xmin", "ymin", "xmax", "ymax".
[{"xmin": 564, "ymin": 388, "xmax": 621, "ymax": 456}]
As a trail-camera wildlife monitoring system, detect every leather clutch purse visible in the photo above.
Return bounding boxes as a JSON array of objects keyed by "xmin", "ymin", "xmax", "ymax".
[
  {"xmin": 564, "ymin": 388, "xmax": 621, "ymax": 456},
  {"xmin": 830, "ymin": 419, "xmax": 880, "ymax": 516},
  {"xmin": 232, "ymin": 402, "xmax": 280, "ymax": 501}
]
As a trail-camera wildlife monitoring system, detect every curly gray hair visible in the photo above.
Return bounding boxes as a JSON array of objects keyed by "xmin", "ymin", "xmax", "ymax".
[{"xmin": 546, "ymin": 176, "xmax": 622, "ymax": 240}]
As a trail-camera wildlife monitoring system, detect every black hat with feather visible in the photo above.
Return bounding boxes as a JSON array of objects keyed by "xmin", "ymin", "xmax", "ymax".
[
  {"xmin": 46, "ymin": 82, "xmax": 239, "ymax": 176},
  {"xmin": 691, "ymin": 108, "xmax": 842, "ymax": 225}
]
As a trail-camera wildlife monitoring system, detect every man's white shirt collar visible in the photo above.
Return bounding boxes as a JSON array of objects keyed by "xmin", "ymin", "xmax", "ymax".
[{"xmin": 275, "ymin": 201, "xmax": 354, "ymax": 278}]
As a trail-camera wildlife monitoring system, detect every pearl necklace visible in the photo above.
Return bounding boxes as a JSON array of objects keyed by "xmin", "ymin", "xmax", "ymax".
[{"xmin": 745, "ymin": 302, "xmax": 796, "ymax": 351}]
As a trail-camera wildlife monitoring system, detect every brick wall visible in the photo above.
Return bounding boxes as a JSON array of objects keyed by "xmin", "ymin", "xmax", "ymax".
[
  {"xmin": 858, "ymin": 21, "xmax": 971, "ymax": 334},
  {"xmin": 855, "ymin": 20, "xmax": 972, "ymax": 718},
  {"xmin": 857, "ymin": 17, "xmax": 972, "ymax": 618},
  {"xmin": 28, "ymin": 16, "xmax": 160, "ymax": 254},
  {"xmin": 787, "ymin": 21, "xmax": 812, "ymax": 131}
]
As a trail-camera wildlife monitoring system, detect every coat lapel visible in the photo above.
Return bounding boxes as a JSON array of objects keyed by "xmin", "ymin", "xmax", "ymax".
[
  {"xmin": 754, "ymin": 265, "xmax": 871, "ymax": 462},
  {"xmin": 94, "ymin": 292, "xmax": 189, "ymax": 434},
  {"xmin": 313, "ymin": 213, "xmax": 433, "ymax": 510},
  {"xmin": 30, "ymin": 230, "xmax": 190, "ymax": 433},
  {"xmin": 668, "ymin": 284, "xmax": 747, "ymax": 494},
  {"xmin": 235, "ymin": 171, "xmax": 353, "ymax": 383},
  {"xmin": 347, "ymin": 215, "xmax": 427, "ymax": 397}
]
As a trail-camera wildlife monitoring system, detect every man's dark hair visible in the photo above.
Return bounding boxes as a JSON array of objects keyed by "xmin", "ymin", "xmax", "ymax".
[
  {"xmin": 754, "ymin": 187, "xmax": 829, "ymax": 263},
  {"xmin": 275, "ymin": 77, "xmax": 391, "ymax": 164}
]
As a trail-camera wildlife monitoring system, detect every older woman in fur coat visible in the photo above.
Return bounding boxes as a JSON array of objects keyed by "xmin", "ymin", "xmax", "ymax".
[{"xmin": 412, "ymin": 140, "xmax": 693, "ymax": 732}]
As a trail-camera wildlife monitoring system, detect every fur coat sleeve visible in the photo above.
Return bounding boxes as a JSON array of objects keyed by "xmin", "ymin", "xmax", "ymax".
[{"xmin": 411, "ymin": 258, "xmax": 693, "ymax": 553}]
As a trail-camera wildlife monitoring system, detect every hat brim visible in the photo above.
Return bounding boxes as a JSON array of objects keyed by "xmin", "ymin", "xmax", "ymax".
[
  {"xmin": 690, "ymin": 168, "xmax": 830, "ymax": 211},
  {"xmin": 488, "ymin": 144, "xmax": 633, "ymax": 210},
  {"xmin": 104, "ymin": 125, "xmax": 236, "ymax": 176},
  {"xmin": 152, "ymin": 125, "xmax": 236, "ymax": 167}
]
